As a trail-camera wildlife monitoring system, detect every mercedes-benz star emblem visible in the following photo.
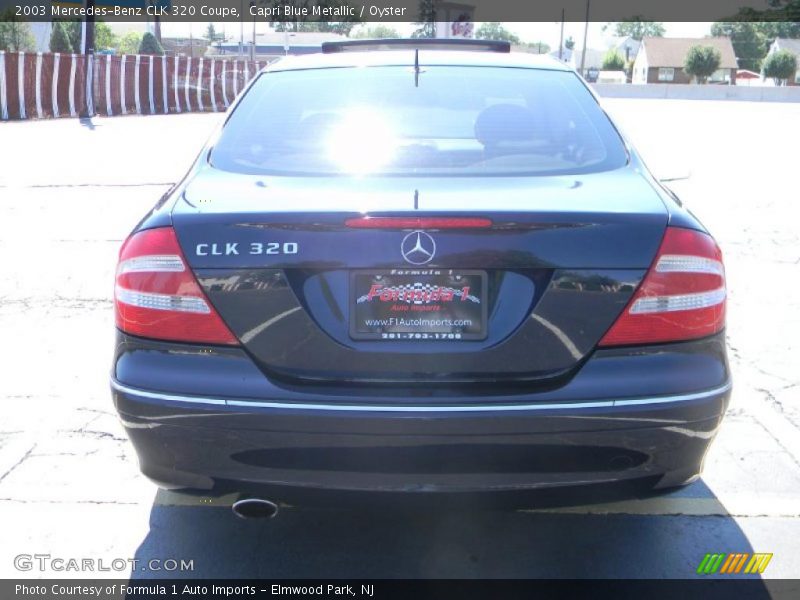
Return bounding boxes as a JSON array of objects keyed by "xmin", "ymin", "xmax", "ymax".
[{"xmin": 401, "ymin": 231, "xmax": 436, "ymax": 265}]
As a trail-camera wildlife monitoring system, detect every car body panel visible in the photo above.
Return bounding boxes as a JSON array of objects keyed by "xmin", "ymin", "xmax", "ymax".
[{"xmin": 112, "ymin": 332, "xmax": 730, "ymax": 496}]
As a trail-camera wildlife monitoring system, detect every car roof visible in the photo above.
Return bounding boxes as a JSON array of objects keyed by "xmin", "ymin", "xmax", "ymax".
[{"xmin": 264, "ymin": 50, "xmax": 573, "ymax": 73}]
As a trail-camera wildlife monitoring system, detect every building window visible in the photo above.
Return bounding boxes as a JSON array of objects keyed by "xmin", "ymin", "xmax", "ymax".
[
  {"xmin": 658, "ymin": 67, "xmax": 675, "ymax": 82},
  {"xmin": 709, "ymin": 69, "xmax": 729, "ymax": 83}
]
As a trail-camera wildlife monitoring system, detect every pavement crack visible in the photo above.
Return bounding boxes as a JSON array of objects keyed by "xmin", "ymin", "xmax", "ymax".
[
  {"xmin": 757, "ymin": 386, "xmax": 790, "ymax": 416},
  {"xmin": 31, "ymin": 450, "xmax": 100, "ymax": 458},
  {"xmin": 77, "ymin": 407, "xmax": 116, "ymax": 417},
  {"xmin": 751, "ymin": 413, "xmax": 800, "ymax": 470},
  {"xmin": 0, "ymin": 444, "xmax": 36, "ymax": 484},
  {"xmin": 23, "ymin": 182, "xmax": 174, "ymax": 189},
  {"xmin": 59, "ymin": 428, "xmax": 127, "ymax": 443}
]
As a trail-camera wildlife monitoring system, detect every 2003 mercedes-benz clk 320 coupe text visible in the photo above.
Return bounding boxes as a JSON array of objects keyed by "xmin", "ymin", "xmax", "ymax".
[{"xmin": 111, "ymin": 39, "xmax": 730, "ymax": 513}]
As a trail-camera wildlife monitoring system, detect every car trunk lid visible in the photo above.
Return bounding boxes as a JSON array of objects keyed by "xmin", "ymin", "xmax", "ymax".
[{"xmin": 171, "ymin": 166, "xmax": 667, "ymax": 389}]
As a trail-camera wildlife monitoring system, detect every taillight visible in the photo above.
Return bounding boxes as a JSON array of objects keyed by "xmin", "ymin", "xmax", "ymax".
[
  {"xmin": 599, "ymin": 227, "xmax": 725, "ymax": 346},
  {"xmin": 114, "ymin": 227, "xmax": 238, "ymax": 345}
]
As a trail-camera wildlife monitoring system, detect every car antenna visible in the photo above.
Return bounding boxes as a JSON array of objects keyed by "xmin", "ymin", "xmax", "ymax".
[{"xmin": 414, "ymin": 48, "xmax": 420, "ymax": 87}]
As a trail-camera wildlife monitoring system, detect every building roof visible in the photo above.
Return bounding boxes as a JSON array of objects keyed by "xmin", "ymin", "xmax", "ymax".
[
  {"xmin": 641, "ymin": 37, "xmax": 737, "ymax": 69},
  {"xmin": 772, "ymin": 38, "xmax": 800, "ymax": 55},
  {"xmin": 605, "ymin": 36, "xmax": 641, "ymax": 54},
  {"xmin": 569, "ymin": 37, "xmax": 640, "ymax": 72},
  {"xmin": 211, "ymin": 31, "xmax": 350, "ymax": 57},
  {"xmin": 255, "ymin": 31, "xmax": 348, "ymax": 46},
  {"xmin": 570, "ymin": 48, "xmax": 606, "ymax": 71}
]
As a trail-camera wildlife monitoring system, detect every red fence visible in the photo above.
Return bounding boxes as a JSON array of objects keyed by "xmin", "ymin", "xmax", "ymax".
[
  {"xmin": 0, "ymin": 51, "xmax": 266, "ymax": 121},
  {"xmin": 0, "ymin": 51, "xmax": 86, "ymax": 120}
]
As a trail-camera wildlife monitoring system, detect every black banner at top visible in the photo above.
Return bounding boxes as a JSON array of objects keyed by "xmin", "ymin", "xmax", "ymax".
[{"xmin": 0, "ymin": 0, "xmax": 799, "ymax": 23}]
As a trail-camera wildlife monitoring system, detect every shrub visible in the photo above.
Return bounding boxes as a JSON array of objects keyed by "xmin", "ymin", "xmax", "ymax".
[
  {"xmin": 138, "ymin": 32, "xmax": 164, "ymax": 56},
  {"xmin": 117, "ymin": 32, "xmax": 142, "ymax": 55},
  {"xmin": 49, "ymin": 22, "xmax": 73, "ymax": 53},
  {"xmin": 0, "ymin": 12, "xmax": 37, "ymax": 52},
  {"xmin": 602, "ymin": 49, "xmax": 626, "ymax": 71},
  {"xmin": 684, "ymin": 45, "xmax": 722, "ymax": 84},
  {"xmin": 763, "ymin": 50, "xmax": 798, "ymax": 86}
]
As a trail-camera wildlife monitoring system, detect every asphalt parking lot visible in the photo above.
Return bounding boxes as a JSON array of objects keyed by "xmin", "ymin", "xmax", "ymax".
[{"xmin": 0, "ymin": 99, "xmax": 799, "ymax": 580}]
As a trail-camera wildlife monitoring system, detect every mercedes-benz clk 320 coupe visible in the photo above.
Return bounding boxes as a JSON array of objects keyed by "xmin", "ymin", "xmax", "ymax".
[{"xmin": 111, "ymin": 39, "xmax": 730, "ymax": 515}]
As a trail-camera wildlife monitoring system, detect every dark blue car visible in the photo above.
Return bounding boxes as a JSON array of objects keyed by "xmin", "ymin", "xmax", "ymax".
[{"xmin": 111, "ymin": 40, "xmax": 729, "ymax": 516}]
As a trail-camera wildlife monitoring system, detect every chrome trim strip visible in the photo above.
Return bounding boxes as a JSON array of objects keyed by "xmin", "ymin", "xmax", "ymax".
[
  {"xmin": 110, "ymin": 380, "xmax": 731, "ymax": 414},
  {"xmin": 614, "ymin": 382, "xmax": 732, "ymax": 406}
]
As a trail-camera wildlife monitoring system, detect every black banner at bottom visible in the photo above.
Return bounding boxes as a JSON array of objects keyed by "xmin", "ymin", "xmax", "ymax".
[{"xmin": 3, "ymin": 579, "xmax": 799, "ymax": 600}]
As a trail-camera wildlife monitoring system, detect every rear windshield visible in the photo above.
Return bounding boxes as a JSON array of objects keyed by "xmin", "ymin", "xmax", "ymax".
[{"xmin": 210, "ymin": 66, "xmax": 628, "ymax": 177}]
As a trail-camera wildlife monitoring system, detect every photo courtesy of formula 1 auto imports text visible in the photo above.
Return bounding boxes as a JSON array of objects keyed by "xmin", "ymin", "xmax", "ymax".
[{"xmin": 0, "ymin": 0, "xmax": 799, "ymax": 598}]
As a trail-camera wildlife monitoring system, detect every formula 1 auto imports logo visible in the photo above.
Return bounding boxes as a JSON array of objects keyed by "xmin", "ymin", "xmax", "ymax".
[
  {"xmin": 357, "ymin": 283, "xmax": 481, "ymax": 305},
  {"xmin": 696, "ymin": 552, "xmax": 773, "ymax": 575}
]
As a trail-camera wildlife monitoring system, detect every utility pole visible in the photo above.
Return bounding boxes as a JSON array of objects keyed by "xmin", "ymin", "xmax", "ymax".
[
  {"xmin": 251, "ymin": 1, "xmax": 257, "ymax": 61},
  {"xmin": 558, "ymin": 8, "xmax": 565, "ymax": 60},
  {"xmin": 82, "ymin": 0, "xmax": 95, "ymax": 117},
  {"xmin": 153, "ymin": 0, "xmax": 162, "ymax": 44},
  {"xmin": 240, "ymin": 0, "xmax": 245, "ymax": 57},
  {"xmin": 579, "ymin": 0, "xmax": 590, "ymax": 76}
]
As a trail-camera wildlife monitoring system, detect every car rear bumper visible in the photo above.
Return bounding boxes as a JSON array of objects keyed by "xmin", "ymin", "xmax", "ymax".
[{"xmin": 111, "ymin": 333, "xmax": 731, "ymax": 499}]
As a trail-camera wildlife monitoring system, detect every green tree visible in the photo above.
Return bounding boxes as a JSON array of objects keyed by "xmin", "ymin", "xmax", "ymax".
[
  {"xmin": 265, "ymin": 1, "xmax": 360, "ymax": 36},
  {"xmin": 722, "ymin": 3, "xmax": 800, "ymax": 40},
  {"xmin": 711, "ymin": 21, "xmax": 766, "ymax": 71},
  {"xmin": 49, "ymin": 22, "xmax": 74, "ymax": 53},
  {"xmin": 756, "ymin": 21, "xmax": 800, "ymax": 40},
  {"xmin": 139, "ymin": 31, "xmax": 165, "ymax": 55},
  {"xmin": 117, "ymin": 31, "xmax": 143, "ymax": 55},
  {"xmin": 602, "ymin": 49, "xmax": 626, "ymax": 70},
  {"xmin": 351, "ymin": 25, "xmax": 400, "ymax": 39},
  {"xmin": 0, "ymin": 11, "xmax": 37, "ymax": 52},
  {"xmin": 606, "ymin": 18, "xmax": 665, "ymax": 41},
  {"xmin": 95, "ymin": 23, "xmax": 117, "ymax": 51},
  {"xmin": 564, "ymin": 36, "xmax": 575, "ymax": 50},
  {"xmin": 625, "ymin": 58, "xmax": 636, "ymax": 79},
  {"xmin": 411, "ymin": 0, "xmax": 436, "ymax": 38},
  {"xmin": 763, "ymin": 49, "xmax": 798, "ymax": 85},
  {"xmin": 684, "ymin": 45, "xmax": 722, "ymax": 83},
  {"xmin": 475, "ymin": 22, "xmax": 520, "ymax": 44},
  {"xmin": 205, "ymin": 23, "xmax": 219, "ymax": 42},
  {"xmin": 60, "ymin": 21, "xmax": 115, "ymax": 53},
  {"xmin": 274, "ymin": 20, "xmax": 358, "ymax": 35},
  {"xmin": 524, "ymin": 41, "xmax": 551, "ymax": 54}
]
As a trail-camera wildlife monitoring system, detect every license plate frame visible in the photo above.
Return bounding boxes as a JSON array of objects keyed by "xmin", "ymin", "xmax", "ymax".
[{"xmin": 350, "ymin": 269, "xmax": 488, "ymax": 341}]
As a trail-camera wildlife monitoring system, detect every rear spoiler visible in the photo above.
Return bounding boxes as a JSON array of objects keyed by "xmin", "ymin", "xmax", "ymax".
[{"xmin": 321, "ymin": 39, "xmax": 511, "ymax": 54}]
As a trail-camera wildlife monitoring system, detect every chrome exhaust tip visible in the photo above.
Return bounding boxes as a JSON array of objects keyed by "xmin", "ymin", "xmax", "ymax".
[{"xmin": 231, "ymin": 498, "xmax": 279, "ymax": 520}]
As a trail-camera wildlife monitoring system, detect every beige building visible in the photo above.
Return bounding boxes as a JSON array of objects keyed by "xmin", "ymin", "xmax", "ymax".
[{"xmin": 633, "ymin": 37, "xmax": 738, "ymax": 85}]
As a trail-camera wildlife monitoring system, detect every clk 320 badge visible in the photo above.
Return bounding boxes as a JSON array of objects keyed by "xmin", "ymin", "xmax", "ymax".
[{"xmin": 195, "ymin": 242, "xmax": 299, "ymax": 256}]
